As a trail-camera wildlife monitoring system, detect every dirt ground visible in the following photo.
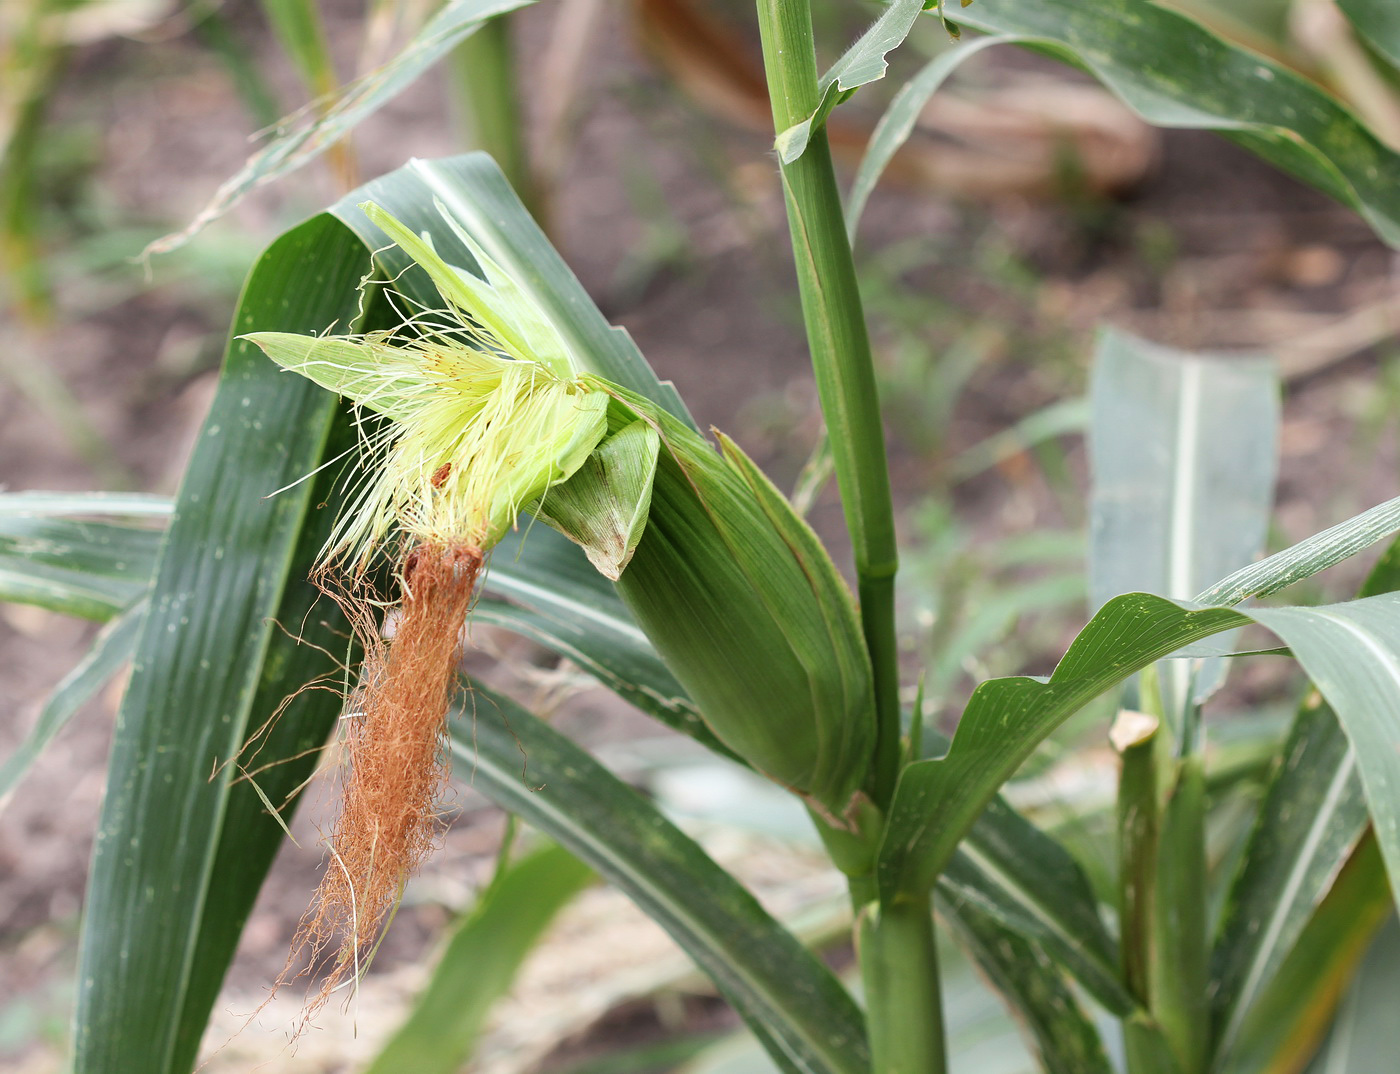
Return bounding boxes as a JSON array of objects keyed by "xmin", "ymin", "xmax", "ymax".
[{"xmin": 2, "ymin": 1, "xmax": 1398, "ymax": 1071}]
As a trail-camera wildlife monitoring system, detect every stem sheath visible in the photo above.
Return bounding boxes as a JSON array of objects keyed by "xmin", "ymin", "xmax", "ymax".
[{"xmin": 859, "ymin": 898, "xmax": 947, "ymax": 1074}]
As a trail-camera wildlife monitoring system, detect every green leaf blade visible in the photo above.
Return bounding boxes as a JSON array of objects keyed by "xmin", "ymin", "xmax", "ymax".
[
  {"xmin": 879, "ymin": 594, "xmax": 1248, "ymax": 902},
  {"xmin": 953, "ymin": 0, "xmax": 1400, "ymax": 247},
  {"xmin": 148, "ymin": 0, "xmax": 540, "ymax": 255},
  {"xmin": 1253, "ymin": 595, "xmax": 1400, "ymax": 920},
  {"xmin": 450, "ymin": 688, "xmax": 870, "ymax": 1074},
  {"xmin": 365, "ymin": 842, "xmax": 593, "ymax": 1074},
  {"xmin": 0, "ymin": 600, "xmax": 145, "ymax": 805}
]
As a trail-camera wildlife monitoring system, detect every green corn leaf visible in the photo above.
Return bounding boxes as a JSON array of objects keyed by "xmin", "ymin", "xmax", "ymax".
[
  {"xmin": 846, "ymin": 34, "xmax": 1013, "ymax": 238},
  {"xmin": 938, "ymin": 897, "xmax": 1116, "ymax": 1074},
  {"xmin": 1211, "ymin": 536, "xmax": 1400, "ymax": 1061},
  {"xmin": 72, "ymin": 213, "xmax": 373, "ymax": 1074},
  {"xmin": 948, "ymin": 0, "xmax": 1400, "ymax": 248},
  {"xmin": 1300, "ymin": 906, "xmax": 1400, "ymax": 1074},
  {"xmin": 1196, "ymin": 494, "xmax": 1400, "ymax": 607},
  {"xmin": 447, "ymin": 686, "xmax": 870, "ymax": 1074},
  {"xmin": 0, "ymin": 506, "xmax": 164, "ymax": 620},
  {"xmin": 1089, "ymin": 327, "xmax": 1279, "ymax": 724},
  {"xmin": 1229, "ymin": 835, "xmax": 1390, "ymax": 1074},
  {"xmin": 941, "ymin": 797, "xmax": 1135, "ymax": 1017},
  {"xmin": 1089, "ymin": 328, "xmax": 1279, "ymax": 615},
  {"xmin": 0, "ymin": 491, "xmax": 173, "ymax": 519},
  {"xmin": 1251, "ymin": 596, "xmax": 1400, "ymax": 926},
  {"xmin": 1340, "ymin": 0, "xmax": 1400, "ymax": 72},
  {"xmin": 148, "ymin": 0, "xmax": 540, "ymax": 256},
  {"xmin": 1210, "ymin": 699, "xmax": 1370, "ymax": 1067},
  {"xmin": 879, "ymin": 592, "xmax": 1247, "ymax": 901},
  {"xmin": 775, "ymin": 0, "xmax": 926, "ymax": 163},
  {"xmin": 364, "ymin": 841, "xmax": 594, "ymax": 1074},
  {"xmin": 0, "ymin": 599, "xmax": 144, "ymax": 805}
]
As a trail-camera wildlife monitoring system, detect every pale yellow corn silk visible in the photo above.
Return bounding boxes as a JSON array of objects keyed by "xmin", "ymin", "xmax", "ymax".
[{"xmin": 240, "ymin": 202, "xmax": 611, "ymax": 1017}]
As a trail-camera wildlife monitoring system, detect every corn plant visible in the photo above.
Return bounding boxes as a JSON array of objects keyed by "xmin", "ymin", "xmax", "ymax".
[{"xmin": 9, "ymin": 2, "xmax": 1400, "ymax": 1073}]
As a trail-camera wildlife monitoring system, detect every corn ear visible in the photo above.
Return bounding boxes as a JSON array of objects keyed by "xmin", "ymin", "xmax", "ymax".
[{"xmin": 539, "ymin": 385, "xmax": 877, "ymax": 817}]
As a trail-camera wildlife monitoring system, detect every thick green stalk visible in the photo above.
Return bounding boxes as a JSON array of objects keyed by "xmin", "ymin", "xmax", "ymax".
[
  {"xmin": 859, "ymin": 898, "xmax": 946, "ymax": 1074},
  {"xmin": 754, "ymin": 5, "xmax": 935, "ymax": 1071},
  {"xmin": 754, "ymin": 0, "xmax": 901, "ymax": 809}
]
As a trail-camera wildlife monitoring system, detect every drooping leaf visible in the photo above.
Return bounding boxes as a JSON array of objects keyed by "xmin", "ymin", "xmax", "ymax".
[
  {"xmin": 364, "ymin": 841, "xmax": 594, "ymax": 1074},
  {"xmin": 950, "ymin": 0, "xmax": 1400, "ymax": 247},
  {"xmin": 880, "ymin": 593, "xmax": 1248, "ymax": 901},
  {"xmin": 846, "ymin": 35, "xmax": 1013, "ymax": 237},
  {"xmin": 0, "ymin": 491, "xmax": 172, "ymax": 519},
  {"xmin": 0, "ymin": 507, "xmax": 164, "ymax": 621},
  {"xmin": 147, "ymin": 0, "xmax": 540, "ymax": 256},
  {"xmin": 447, "ymin": 686, "xmax": 870, "ymax": 1074},
  {"xmin": 0, "ymin": 599, "xmax": 145, "ymax": 805}
]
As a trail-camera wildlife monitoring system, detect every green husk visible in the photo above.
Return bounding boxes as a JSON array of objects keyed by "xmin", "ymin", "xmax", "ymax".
[{"xmin": 554, "ymin": 382, "xmax": 877, "ymax": 815}]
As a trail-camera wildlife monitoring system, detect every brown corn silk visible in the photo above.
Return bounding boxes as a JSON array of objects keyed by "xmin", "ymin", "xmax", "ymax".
[{"xmin": 285, "ymin": 540, "xmax": 481, "ymax": 1012}]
